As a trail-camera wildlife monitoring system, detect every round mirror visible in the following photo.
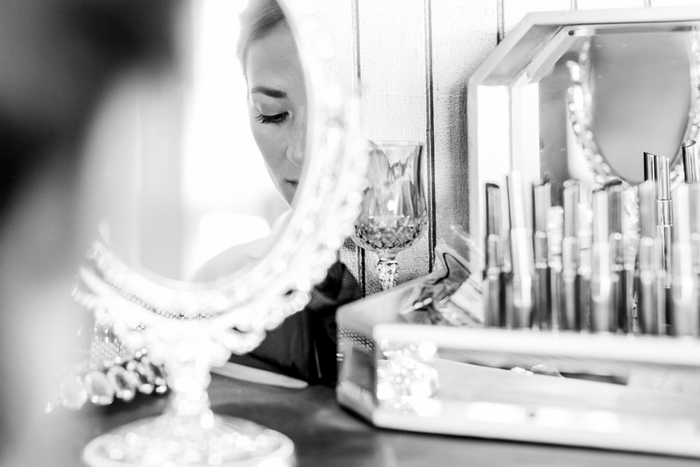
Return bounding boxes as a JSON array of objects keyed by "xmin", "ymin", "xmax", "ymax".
[
  {"xmin": 560, "ymin": 29, "xmax": 696, "ymax": 187},
  {"xmin": 78, "ymin": 0, "xmax": 364, "ymax": 308},
  {"xmin": 72, "ymin": 0, "xmax": 365, "ymax": 465},
  {"xmin": 82, "ymin": 1, "xmax": 303, "ymax": 284}
]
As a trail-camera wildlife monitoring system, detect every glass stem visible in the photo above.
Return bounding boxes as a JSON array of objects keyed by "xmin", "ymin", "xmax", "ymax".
[{"xmin": 377, "ymin": 256, "xmax": 398, "ymax": 291}]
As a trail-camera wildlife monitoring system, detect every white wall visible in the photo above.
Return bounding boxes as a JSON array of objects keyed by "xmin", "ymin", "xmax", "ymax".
[{"xmin": 317, "ymin": 0, "xmax": 698, "ymax": 295}]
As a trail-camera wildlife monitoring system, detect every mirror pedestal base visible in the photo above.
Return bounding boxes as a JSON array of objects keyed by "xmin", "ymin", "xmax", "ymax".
[{"xmin": 82, "ymin": 414, "xmax": 294, "ymax": 467}]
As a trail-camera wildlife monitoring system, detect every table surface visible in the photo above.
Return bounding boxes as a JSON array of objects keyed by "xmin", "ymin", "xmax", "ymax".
[{"xmin": 40, "ymin": 374, "xmax": 700, "ymax": 467}]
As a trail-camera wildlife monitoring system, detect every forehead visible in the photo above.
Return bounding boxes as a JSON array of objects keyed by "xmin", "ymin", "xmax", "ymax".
[{"xmin": 245, "ymin": 26, "xmax": 305, "ymax": 93}]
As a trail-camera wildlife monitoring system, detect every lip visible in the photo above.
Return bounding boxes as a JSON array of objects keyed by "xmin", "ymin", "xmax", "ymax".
[{"xmin": 285, "ymin": 179, "xmax": 299, "ymax": 187}]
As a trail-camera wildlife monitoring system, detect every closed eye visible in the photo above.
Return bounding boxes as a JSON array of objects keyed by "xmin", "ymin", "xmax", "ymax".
[{"xmin": 256, "ymin": 112, "xmax": 289, "ymax": 125}]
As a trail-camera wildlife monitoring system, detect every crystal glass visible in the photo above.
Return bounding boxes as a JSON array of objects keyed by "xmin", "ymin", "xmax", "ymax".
[{"xmin": 353, "ymin": 141, "xmax": 428, "ymax": 290}]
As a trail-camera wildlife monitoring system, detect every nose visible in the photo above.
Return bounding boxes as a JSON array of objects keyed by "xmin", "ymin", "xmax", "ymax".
[
  {"xmin": 286, "ymin": 139, "xmax": 303, "ymax": 167},
  {"xmin": 286, "ymin": 115, "xmax": 305, "ymax": 168}
]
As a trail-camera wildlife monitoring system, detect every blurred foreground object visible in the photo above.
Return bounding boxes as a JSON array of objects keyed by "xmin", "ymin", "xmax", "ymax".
[{"xmin": 0, "ymin": 1, "xmax": 180, "ymax": 465}]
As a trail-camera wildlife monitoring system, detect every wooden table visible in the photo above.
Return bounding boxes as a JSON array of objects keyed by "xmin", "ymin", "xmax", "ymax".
[{"xmin": 41, "ymin": 374, "xmax": 699, "ymax": 467}]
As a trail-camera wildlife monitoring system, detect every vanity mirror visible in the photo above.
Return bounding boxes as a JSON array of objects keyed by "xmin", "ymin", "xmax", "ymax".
[
  {"xmin": 73, "ymin": 0, "xmax": 365, "ymax": 465},
  {"xmin": 468, "ymin": 6, "xmax": 700, "ymax": 236}
]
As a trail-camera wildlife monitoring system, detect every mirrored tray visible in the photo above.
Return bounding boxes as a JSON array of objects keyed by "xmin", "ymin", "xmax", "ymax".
[{"xmin": 337, "ymin": 277, "xmax": 700, "ymax": 459}]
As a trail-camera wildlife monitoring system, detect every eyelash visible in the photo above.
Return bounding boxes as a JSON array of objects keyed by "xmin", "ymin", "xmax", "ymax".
[{"xmin": 256, "ymin": 112, "xmax": 289, "ymax": 125}]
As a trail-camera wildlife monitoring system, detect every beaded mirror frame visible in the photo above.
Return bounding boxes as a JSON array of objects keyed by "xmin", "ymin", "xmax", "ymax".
[{"xmin": 77, "ymin": 0, "xmax": 367, "ymax": 347}]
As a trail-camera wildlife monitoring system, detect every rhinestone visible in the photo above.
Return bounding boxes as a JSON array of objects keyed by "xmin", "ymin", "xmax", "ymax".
[
  {"xmin": 85, "ymin": 369, "xmax": 115, "ymax": 405},
  {"xmin": 107, "ymin": 365, "xmax": 138, "ymax": 402},
  {"xmin": 126, "ymin": 360, "xmax": 155, "ymax": 394}
]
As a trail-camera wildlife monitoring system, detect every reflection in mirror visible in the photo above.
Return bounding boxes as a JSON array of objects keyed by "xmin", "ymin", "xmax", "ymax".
[
  {"xmin": 469, "ymin": 9, "xmax": 700, "ymax": 239},
  {"xmin": 540, "ymin": 27, "xmax": 696, "ymax": 195},
  {"xmin": 81, "ymin": 0, "xmax": 305, "ymax": 282}
]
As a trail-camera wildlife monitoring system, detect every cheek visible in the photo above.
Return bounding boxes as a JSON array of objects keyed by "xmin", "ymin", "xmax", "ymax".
[{"xmin": 250, "ymin": 122, "xmax": 285, "ymax": 173}]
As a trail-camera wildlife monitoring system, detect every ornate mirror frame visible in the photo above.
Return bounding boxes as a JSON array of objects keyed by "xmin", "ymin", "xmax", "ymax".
[
  {"xmin": 83, "ymin": 0, "xmax": 367, "ymax": 334},
  {"xmin": 467, "ymin": 6, "xmax": 700, "ymax": 242}
]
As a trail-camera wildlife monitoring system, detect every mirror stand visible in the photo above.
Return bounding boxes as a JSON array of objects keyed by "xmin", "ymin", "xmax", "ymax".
[{"xmin": 81, "ymin": 320, "xmax": 294, "ymax": 467}]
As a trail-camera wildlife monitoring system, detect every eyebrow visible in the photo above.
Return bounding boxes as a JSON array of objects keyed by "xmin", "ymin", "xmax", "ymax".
[{"xmin": 251, "ymin": 86, "xmax": 287, "ymax": 99}]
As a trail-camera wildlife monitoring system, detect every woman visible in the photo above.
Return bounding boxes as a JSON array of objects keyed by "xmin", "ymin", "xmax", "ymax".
[{"xmin": 199, "ymin": 0, "xmax": 360, "ymax": 386}]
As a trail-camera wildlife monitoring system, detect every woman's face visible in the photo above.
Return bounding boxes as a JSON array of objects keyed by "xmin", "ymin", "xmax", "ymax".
[{"xmin": 245, "ymin": 24, "xmax": 306, "ymax": 206}]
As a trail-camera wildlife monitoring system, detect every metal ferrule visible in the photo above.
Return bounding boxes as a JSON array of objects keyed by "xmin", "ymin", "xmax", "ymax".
[
  {"xmin": 563, "ymin": 180, "xmax": 580, "ymax": 238},
  {"xmin": 643, "ymin": 151, "xmax": 658, "ymax": 182},
  {"xmin": 484, "ymin": 184, "xmax": 507, "ymax": 328},
  {"xmin": 688, "ymin": 184, "xmax": 700, "ymax": 275},
  {"xmin": 656, "ymin": 155, "xmax": 673, "ymax": 286},
  {"xmin": 671, "ymin": 184, "xmax": 699, "ymax": 337},
  {"xmin": 532, "ymin": 181, "xmax": 551, "ymax": 330},
  {"xmin": 590, "ymin": 188, "xmax": 613, "ymax": 333},
  {"xmin": 507, "ymin": 172, "xmax": 534, "ymax": 328},
  {"xmin": 639, "ymin": 180, "xmax": 668, "ymax": 333},
  {"xmin": 560, "ymin": 181, "xmax": 581, "ymax": 330},
  {"xmin": 606, "ymin": 182, "xmax": 625, "ymax": 262},
  {"xmin": 656, "ymin": 155, "xmax": 672, "ymax": 221},
  {"xmin": 636, "ymin": 181, "xmax": 658, "ymax": 334},
  {"xmin": 485, "ymin": 183, "xmax": 505, "ymax": 270},
  {"xmin": 606, "ymin": 182, "xmax": 630, "ymax": 332},
  {"xmin": 561, "ymin": 236, "xmax": 580, "ymax": 331},
  {"xmin": 682, "ymin": 140, "xmax": 700, "ymax": 184},
  {"xmin": 637, "ymin": 237, "xmax": 657, "ymax": 334},
  {"xmin": 638, "ymin": 181, "xmax": 657, "ymax": 239}
]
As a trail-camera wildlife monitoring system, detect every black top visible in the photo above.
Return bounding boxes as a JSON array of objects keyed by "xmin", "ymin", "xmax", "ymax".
[{"xmin": 228, "ymin": 260, "xmax": 361, "ymax": 385}]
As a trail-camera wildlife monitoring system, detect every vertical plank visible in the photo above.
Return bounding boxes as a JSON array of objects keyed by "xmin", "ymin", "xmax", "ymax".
[
  {"xmin": 310, "ymin": 0, "xmax": 365, "ymax": 288},
  {"xmin": 309, "ymin": 0, "xmax": 355, "ymax": 98},
  {"xmin": 578, "ymin": 0, "xmax": 646, "ymax": 8},
  {"xmin": 358, "ymin": 0, "xmax": 429, "ymax": 293},
  {"xmin": 651, "ymin": 0, "xmax": 700, "ymax": 5},
  {"xmin": 431, "ymin": 0, "xmax": 497, "ymax": 243},
  {"xmin": 470, "ymin": 85, "xmax": 512, "ymax": 241},
  {"xmin": 503, "ymin": 0, "xmax": 569, "ymax": 36},
  {"xmin": 425, "ymin": 0, "xmax": 436, "ymax": 271}
]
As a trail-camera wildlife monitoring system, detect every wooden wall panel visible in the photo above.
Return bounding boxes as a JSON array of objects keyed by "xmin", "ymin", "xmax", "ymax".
[
  {"xmin": 355, "ymin": 0, "xmax": 430, "ymax": 294},
  {"xmin": 578, "ymin": 0, "xmax": 646, "ymax": 8},
  {"xmin": 650, "ymin": 0, "xmax": 700, "ymax": 7},
  {"xmin": 431, "ymin": 0, "xmax": 497, "ymax": 243},
  {"xmin": 309, "ymin": 0, "xmax": 364, "ymax": 287},
  {"xmin": 313, "ymin": 0, "xmax": 693, "ymax": 295},
  {"xmin": 503, "ymin": 0, "xmax": 569, "ymax": 36}
]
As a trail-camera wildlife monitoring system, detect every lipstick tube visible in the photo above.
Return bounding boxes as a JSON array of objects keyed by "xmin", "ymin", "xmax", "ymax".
[
  {"xmin": 682, "ymin": 140, "xmax": 700, "ymax": 183},
  {"xmin": 689, "ymin": 184, "xmax": 700, "ymax": 336},
  {"xmin": 548, "ymin": 206, "xmax": 564, "ymax": 331},
  {"xmin": 636, "ymin": 181, "xmax": 662, "ymax": 335},
  {"xmin": 507, "ymin": 172, "xmax": 535, "ymax": 329},
  {"xmin": 484, "ymin": 183, "xmax": 508, "ymax": 328},
  {"xmin": 671, "ymin": 184, "xmax": 699, "ymax": 337},
  {"xmin": 533, "ymin": 180, "xmax": 551, "ymax": 330},
  {"xmin": 577, "ymin": 191, "xmax": 593, "ymax": 332},
  {"xmin": 561, "ymin": 180, "xmax": 581, "ymax": 331},
  {"xmin": 606, "ymin": 180, "xmax": 631, "ymax": 333},
  {"xmin": 590, "ymin": 188, "xmax": 614, "ymax": 333},
  {"xmin": 690, "ymin": 183, "xmax": 700, "ymax": 283},
  {"xmin": 656, "ymin": 154, "xmax": 673, "ymax": 288}
]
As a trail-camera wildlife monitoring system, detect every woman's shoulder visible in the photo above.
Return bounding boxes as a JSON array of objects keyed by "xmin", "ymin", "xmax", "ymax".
[
  {"xmin": 192, "ymin": 210, "xmax": 292, "ymax": 282},
  {"xmin": 192, "ymin": 237, "xmax": 267, "ymax": 282}
]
